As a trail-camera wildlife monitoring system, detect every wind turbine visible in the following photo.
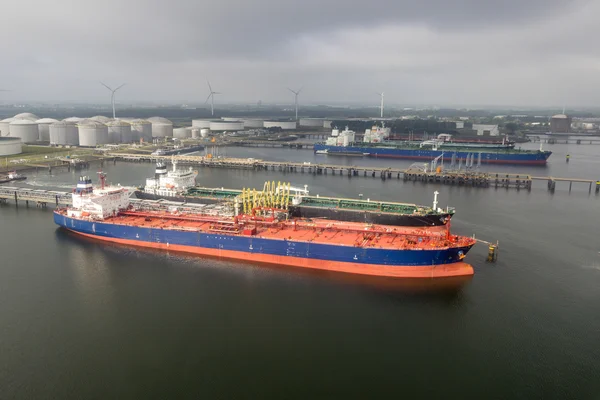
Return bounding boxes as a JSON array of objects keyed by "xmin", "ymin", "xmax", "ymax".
[
  {"xmin": 377, "ymin": 92, "xmax": 384, "ymax": 118},
  {"xmin": 288, "ymin": 87, "xmax": 302, "ymax": 120},
  {"xmin": 205, "ymin": 81, "xmax": 221, "ymax": 116},
  {"xmin": 100, "ymin": 82, "xmax": 126, "ymax": 119}
]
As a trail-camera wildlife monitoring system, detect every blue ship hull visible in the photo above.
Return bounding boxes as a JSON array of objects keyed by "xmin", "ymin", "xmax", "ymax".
[
  {"xmin": 54, "ymin": 212, "xmax": 475, "ymax": 278},
  {"xmin": 314, "ymin": 144, "xmax": 551, "ymax": 165}
]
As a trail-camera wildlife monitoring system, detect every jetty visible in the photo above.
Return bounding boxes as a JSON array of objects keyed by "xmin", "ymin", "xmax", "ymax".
[{"xmin": 108, "ymin": 153, "xmax": 600, "ymax": 194}]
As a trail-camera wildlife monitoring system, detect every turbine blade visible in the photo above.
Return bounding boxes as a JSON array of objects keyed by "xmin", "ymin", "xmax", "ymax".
[
  {"xmin": 205, "ymin": 93, "xmax": 212, "ymax": 104},
  {"xmin": 213, "ymin": 92, "xmax": 222, "ymax": 95},
  {"xmin": 297, "ymin": 86, "xmax": 303, "ymax": 94},
  {"xmin": 287, "ymin": 88, "xmax": 295, "ymax": 94},
  {"xmin": 100, "ymin": 81, "xmax": 113, "ymax": 91},
  {"xmin": 207, "ymin": 80, "xmax": 212, "ymax": 92},
  {"xmin": 0, "ymin": 89, "xmax": 10, "ymax": 92},
  {"xmin": 115, "ymin": 83, "xmax": 126, "ymax": 91}
]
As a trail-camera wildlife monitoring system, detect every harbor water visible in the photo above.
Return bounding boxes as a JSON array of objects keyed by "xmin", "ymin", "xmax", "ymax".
[{"xmin": 1, "ymin": 143, "xmax": 599, "ymax": 399}]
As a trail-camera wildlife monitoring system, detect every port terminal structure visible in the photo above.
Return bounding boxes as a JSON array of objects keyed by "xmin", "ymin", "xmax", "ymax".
[{"xmin": 108, "ymin": 153, "xmax": 600, "ymax": 194}]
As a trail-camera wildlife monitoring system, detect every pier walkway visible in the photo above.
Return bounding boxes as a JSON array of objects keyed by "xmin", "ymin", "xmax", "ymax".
[{"xmin": 109, "ymin": 153, "xmax": 600, "ymax": 194}]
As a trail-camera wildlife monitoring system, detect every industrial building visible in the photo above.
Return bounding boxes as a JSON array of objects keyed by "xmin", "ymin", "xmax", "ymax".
[
  {"xmin": 472, "ymin": 124, "xmax": 500, "ymax": 136},
  {"xmin": 106, "ymin": 120, "xmax": 132, "ymax": 143},
  {"xmin": 36, "ymin": 118, "xmax": 59, "ymax": 141},
  {"xmin": 49, "ymin": 121, "xmax": 79, "ymax": 145},
  {"xmin": 148, "ymin": 117, "xmax": 173, "ymax": 137},
  {"xmin": 78, "ymin": 119, "xmax": 108, "ymax": 146},
  {"xmin": 264, "ymin": 120, "xmax": 297, "ymax": 130},
  {"xmin": 9, "ymin": 119, "xmax": 39, "ymax": 143},
  {"xmin": 0, "ymin": 137, "xmax": 22, "ymax": 156},
  {"xmin": 209, "ymin": 120, "xmax": 244, "ymax": 131},
  {"xmin": 550, "ymin": 114, "xmax": 572, "ymax": 133}
]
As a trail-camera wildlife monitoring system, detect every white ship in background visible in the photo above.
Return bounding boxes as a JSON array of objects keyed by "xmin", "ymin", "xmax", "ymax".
[{"xmin": 143, "ymin": 160, "xmax": 197, "ymax": 198}]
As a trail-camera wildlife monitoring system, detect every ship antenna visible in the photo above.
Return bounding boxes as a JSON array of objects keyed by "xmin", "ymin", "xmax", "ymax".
[{"xmin": 433, "ymin": 190, "xmax": 439, "ymax": 211}]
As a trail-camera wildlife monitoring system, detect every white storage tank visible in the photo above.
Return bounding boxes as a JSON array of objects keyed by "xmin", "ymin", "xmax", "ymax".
[
  {"xmin": 90, "ymin": 115, "xmax": 112, "ymax": 124},
  {"xmin": 243, "ymin": 119, "xmax": 264, "ymax": 128},
  {"xmin": 9, "ymin": 119, "xmax": 39, "ymax": 143},
  {"xmin": 192, "ymin": 119, "xmax": 213, "ymax": 128},
  {"xmin": 49, "ymin": 120, "xmax": 79, "ymax": 145},
  {"xmin": 106, "ymin": 120, "xmax": 132, "ymax": 143},
  {"xmin": 148, "ymin": 117, "xmax": 173, "ymax": 137},
  {"xmin": 78, "ymin": 119, "xmax": 109, "ymax": 146},
  {"xmin": 0, "ymin": 137, "xmax": 22, "ymax": 155},
  {"xmin": 0, "ymin": 117, "xmax": 15, "ymax": 136},
  {"xmin": 264, "ymin": 120, "xmax": 297, "ymax": 130},
  {"xmin": 209, "ymin": 121, "xmax": 244, "ymax": 131},
  {"xmin": 36, "ymin": 118, "xmax": 59, "ymax": 141},
  {"xmin": 129, "ymin": 119, "xmax": 152, "ymax": 142},
  {"xmin": 13, "ymin": 112, "xmax": 39, "ymax": 121},
  {"xmin": 63, "ymin": 117, "xmax": 84, "ymax": 123},
  {"xmin": 191, "ymin": 128, "xmax": 200, "ymax": 138},
  {"xmin": 299, "ymin": 118, "xmax": 325, "ymax": 127},
  {"xmin": 173, "ymin": 127, "xmax": 190, "ymax": 139},
  {"xmin": 200, "ymin": 128, "xmax": 209, "ymax": 138},
  {"xmin": 323, "ymin": 120, "xmax": 333, "ymax": 129}
]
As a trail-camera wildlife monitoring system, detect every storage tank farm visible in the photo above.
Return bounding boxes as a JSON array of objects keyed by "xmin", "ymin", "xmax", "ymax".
[
  {"xmin": 13, "ymin": 112, "xmax": 39, "ymax": 120},
  {"xmin": 173, "ymin": 127, "xmax": 190, "ymax": 139},
  {"xmin": 106, "ymin": 120, "xmax": 132, "ymax": 143},
  {"xmin": 192, "ymin": 119, "xmax": 213, "ymax": 129},
  {"xmin": 36, "ymin": 118, "xmax": 59, "ymax": 141},
  {"xmin": 78, "ymin": 119, "xmax": 109, "ymax": 146},
  {"xmin": 63, "ymin": 117, "xmax": 84, "ymax": 123},
  {"xmin": 49, "ymin": 120, "xmax": 79, "ymax": 145},
  {"xmin": 209, "ymin": 120, "xmax": 244, "ymax": 132},
  {"xmin": 264, "ymin": 120, "xmax": 297, "ymax": 130},
  {"xmin": 0, "ymin": 137, "xmax": 23, "ymax": 156},
  {"xmin": 128, "ymin": 119, "xmax": 152, "ymax": 142},
  {"xmin": 0, "ymin": 117, "xmax": 15, "ymax": 136},
  {"xmin": 243, "ymin": 119, "xmax": 264, "ymax": 128},
  {"xmin": 299, "ymin": 118, "xmax": 325, "ymax": 127},
  {"xmin": 148, "ymin": 117, "xmax": 173, "ymax": 137},
  {"xmin": 9, "ymin": 119, "xmax": 39, "ymax": 143}
]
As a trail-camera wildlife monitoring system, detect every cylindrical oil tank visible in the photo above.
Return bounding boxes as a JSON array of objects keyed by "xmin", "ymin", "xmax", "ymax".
[
  {"xmin": 200, "ymin": 128, "xmax": 209, "ymax": 138},
  {"xmin": 0, "ymin": 137, "xmax": 22, "ymax": 155},
  {"xmin": 243, "ymin": 119, "xmax": 264, "ymax": 128},
  {"xmin": 191, "ymin": 128, "xmax": 200, "ymax": 138},
  {"xmin": 9, "ymin": 119, "xmax": 39, "ymax": 143},
  {"xmin": 106, "ymin": 120, "xmax": 132, "ymax": 143},
  {"xmin": 148, "ymin": 117, "xmax": 173, "ymax": 137},
  {"xmin": 36, "ymin": 118, "xmax": 59, "ymax": 141},
  {"xmin": 264, "ymin": 120, "xmax": 297, "ymax": 130},
  {"xmin": 221, "ymin": 117, "xmax": 241, "ymax": 122},
  {"xmin": 90, "ymin": 115, "xmax": 112, "ymax": 124},
  {"xmin": 13, "ymin": 112, "xmax": 39, "ymax": 121},
  {"xmin": 299, "ymin": 118, "xmax": 325, "ymax": 127},
  {"xmin": 78, "ymin": 120, "xmax": 108, "ymax": 146},
  {"xmin": 173, "ymin": 127, "xmax": 190, "ymax": 139},
  {"xmin": 192, "ymin": 119, "xmax": 213, "ymax": 128},
  {"xmin": 63, "ymin": 117, "xmax": 84, "ymax": 123},
  {"xmin": 0, "ymin": 117, "xmax": 15, "ymax": 136},
  {"xmin": 209, "ymin": 121, "xmax": 244, "ymax": 131},
  {"xmin": 129, "ymin": 119, "xmax": 152, "ymax": 142},
  {"xmin": 323, "ymin": 120, "xmax": 333, "ymax": 129},
  {"xmin": 49, "ymin": 121, "xmax": 79, "ymax": 145}
]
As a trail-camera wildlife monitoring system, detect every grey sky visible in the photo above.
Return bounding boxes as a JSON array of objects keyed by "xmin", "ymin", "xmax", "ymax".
[{"xmin": 1, "ymin": 0, "xmax": 597, "ymax": 107}]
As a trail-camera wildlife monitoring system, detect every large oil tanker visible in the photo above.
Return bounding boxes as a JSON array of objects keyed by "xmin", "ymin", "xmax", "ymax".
[
  {"xmin": 315, "ymin": 127, "xmax": 551, "ymax": 165},
  {"xmin": 134, "ymin": 162, "xmax": 454, "ymax": 227},
  {"xmin": 54, "ymin": 173, "xmax": 477, "ymax": 278}
]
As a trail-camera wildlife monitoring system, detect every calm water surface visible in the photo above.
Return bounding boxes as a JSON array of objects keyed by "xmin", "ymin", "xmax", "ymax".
[{"xmin": 1, "ymin": 143, "xmax": 599, "ymax": 399}]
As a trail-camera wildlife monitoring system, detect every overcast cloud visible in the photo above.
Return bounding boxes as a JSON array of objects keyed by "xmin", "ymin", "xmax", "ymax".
[{"xmin": 0, "ymin": 0, "xmax": 598, "ymax": 107}]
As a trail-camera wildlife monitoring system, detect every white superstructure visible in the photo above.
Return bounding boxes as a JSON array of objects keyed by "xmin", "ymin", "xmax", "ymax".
[
  {"xmin": 363, "ymin": 124, "xmax": 391, "ymax": 143},
  {"xmin": 144, "ymin": 161, "xmax": 198, "ymax": 197},
  {"xmin": 325, "ymin": 126, "xmax": 355, "ymax": 146},
  {"xmin": 67, "ymin": 173, "xmax": 131, "ymax": 220}
]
